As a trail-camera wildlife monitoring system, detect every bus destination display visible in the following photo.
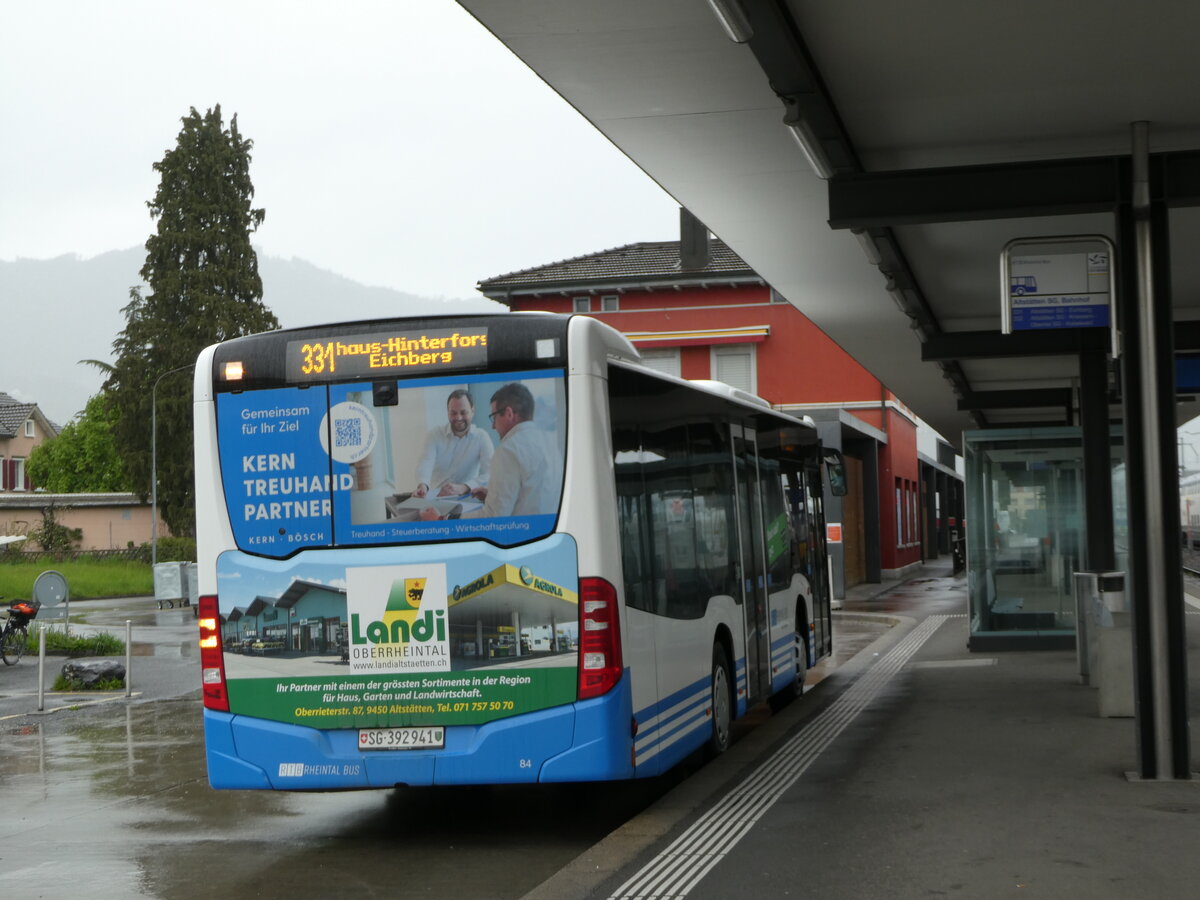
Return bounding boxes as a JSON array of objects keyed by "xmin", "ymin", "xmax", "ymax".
[{"xmin": 285, "ymin": 327, "xmax": 488, "ymax": 381}]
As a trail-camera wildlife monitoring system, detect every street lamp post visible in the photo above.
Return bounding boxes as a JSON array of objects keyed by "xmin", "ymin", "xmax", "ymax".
[{"xmin": 151, "ymin": 363, "xmax": 195, "ymax": 568}]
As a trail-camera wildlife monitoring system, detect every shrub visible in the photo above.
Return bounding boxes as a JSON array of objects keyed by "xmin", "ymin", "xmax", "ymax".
[
  {"xmin": 54, "ymin": 674, "xmax": 125, "ymax": 691},
  {"xmin": 27, "ymin": 627, "xmax": 126, "ymax": 657},
  {"xmin": 26, "ymin": 505, "xmax": 82, "ymax": 555},
  {"xmin": 150, "ymin": 536, "xmax": 197, "ymax": 563}
]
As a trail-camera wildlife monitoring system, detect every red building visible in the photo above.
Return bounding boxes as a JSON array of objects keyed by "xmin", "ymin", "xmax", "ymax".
[{"xmin": 478, "ymin": 217, "xmax": 961, "ymax": 594}]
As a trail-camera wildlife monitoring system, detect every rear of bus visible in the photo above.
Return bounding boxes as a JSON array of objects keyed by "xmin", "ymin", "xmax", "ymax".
[{"xmin": 195, "ymin": 313, "xmax": 633, "ymax": 789}]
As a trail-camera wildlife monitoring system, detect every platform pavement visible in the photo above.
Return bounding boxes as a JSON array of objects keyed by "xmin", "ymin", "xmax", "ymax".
[
  {"xmin": 840, "ymin": 559, "xmax": 958, "ymax": 604},
  {"xmin": 529, "ymin": 560, "xmax": 1200, "ymax": 900}
]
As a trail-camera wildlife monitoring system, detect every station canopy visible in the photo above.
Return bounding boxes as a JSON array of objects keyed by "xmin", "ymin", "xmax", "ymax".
[{"xmin": 458, "ymin": 0, "xmax": 1200, "ymax": 448}]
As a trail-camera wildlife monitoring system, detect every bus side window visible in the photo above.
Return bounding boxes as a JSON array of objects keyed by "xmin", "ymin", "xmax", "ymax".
[
  {"xmin": 758, "ymin": 456, "xmax": 790, "ymax": 588},
  {"xmin": 641, "ymin": 424, "xmax": 699, "ymax": 618},
  {"xmin": 687, "ymin": 422, "xmax": 738, "ymax": 604},
  {"xmin": 613, "ymin": 427, "xmax": 652, "ymax": 613},
  {"xmin": 617, "ymin": 421, "xmax": 738, "ymax": 621},
  {"xmin": 804, "ymin": 466, "xmax": 826, "ymax": 573},
  {"xmin": 786, "ymin": 468, "xmax": 811, "ymax": 577}
]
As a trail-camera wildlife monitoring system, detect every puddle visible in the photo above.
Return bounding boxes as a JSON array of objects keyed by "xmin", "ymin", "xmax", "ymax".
[{"xmin": 130, "ymin": 641, "xmax": 198, "ymax": 659}]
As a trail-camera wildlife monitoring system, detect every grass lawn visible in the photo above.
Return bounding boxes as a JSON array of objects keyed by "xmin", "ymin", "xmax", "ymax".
[{"xmin": 0, "ymin": 558, "xmax": 153, "ymax": 601}]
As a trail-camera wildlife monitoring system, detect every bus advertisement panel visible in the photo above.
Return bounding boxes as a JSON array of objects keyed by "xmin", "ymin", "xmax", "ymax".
[
  {"xmin": 218, "ymin": 368, "xmax": 565, "ymax": 553},
  {"xmin": 215, "ymin": 537, "xmax": 579, "ymax": 731},
  {"xmin": 211, "ymin": 367, "xmax": 575, "ymax": 733}
]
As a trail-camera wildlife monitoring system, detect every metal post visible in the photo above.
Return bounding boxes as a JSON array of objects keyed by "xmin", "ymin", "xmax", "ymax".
[
  {"xmin": 125, "ymin": 619, "xmax": 132, "ymax": 698},
  {"xmin": 1125, "ymin": 121, "xmax": 1190, "ymax": 779},
  {"xmin": 152, "ymin": 381, "xmax": 159, "ymax": 568},
  {"xmin": 37, "ymin": 624, "xmax": 46, "ymax": 711},
  {"xmin": 151, "ymin": 364, "xmax": 194, "ymax": 568}
]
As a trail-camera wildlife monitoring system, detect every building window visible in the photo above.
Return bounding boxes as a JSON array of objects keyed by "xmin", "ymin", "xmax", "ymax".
[
  {"xmin": 24, "ymin": 420, "xmax": 35, "ymax": 438},
  {"xmin": 909, "ymin": 481, "xmax": 918, "ymax": 546},
  {"xmin": 905, "ymin": 481, "xmax": 913, "ymax": 545},
  {"xmin": 896, "ymin": 479, "xmax": 903, "ymax": 547},
  {"xmin": 601, "ymin": 294, "xmax": 620, "ymax": 312},
  {"xmin": 11, "ymin": 457, "xmax": 26, "ymax": 492},
  {"xmin": 711, "ymin": 343, "xmax": 756, "ymax": 394},
  {"xmin": 637, "ymin": 348, "xmax": 682, "ymax": 378},
  {"xmin": 573, "ymin": 296, "xmax": 591, "ymax": 312}
]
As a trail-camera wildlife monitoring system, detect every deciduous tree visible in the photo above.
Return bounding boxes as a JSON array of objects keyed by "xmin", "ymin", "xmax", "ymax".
[{"xmin": 27, "ymin": 392, "xmax": 132, "ymax": 493}]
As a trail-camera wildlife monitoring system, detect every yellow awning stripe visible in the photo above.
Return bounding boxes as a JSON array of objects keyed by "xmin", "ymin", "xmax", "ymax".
[{"xmin": 626, "ymin": 325, "xmax": 769, "ymax": 343}]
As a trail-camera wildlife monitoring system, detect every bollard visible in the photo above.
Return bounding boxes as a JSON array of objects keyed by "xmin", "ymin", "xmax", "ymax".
[
  {"xmin": 37, "ymin": 624, "xmax": 46, "ymax": 711},
  {"xmin": 125, "ymin": 620, "xmax": 132, "ymax": 698}
]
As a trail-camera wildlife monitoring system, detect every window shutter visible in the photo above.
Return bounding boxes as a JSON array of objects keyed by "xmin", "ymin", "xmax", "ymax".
[
  {"xmin": 715, "ymin": 350, "xmax": 753, "ymax": 393},
  {"xmin": 639, "ymin": 349, "xmax": 681, "ymax": 378}
]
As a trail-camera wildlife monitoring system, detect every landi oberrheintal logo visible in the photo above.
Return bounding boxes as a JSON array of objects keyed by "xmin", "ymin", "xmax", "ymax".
[{"xmin": 346, "ymin": 565, "xmax": 450, "ymax": 673}]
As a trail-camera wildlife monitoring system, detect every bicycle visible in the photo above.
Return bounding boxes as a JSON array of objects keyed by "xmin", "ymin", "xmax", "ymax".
[{"xmin": 0, "ymin": 597, "xmax": 40, "ymax": 665}]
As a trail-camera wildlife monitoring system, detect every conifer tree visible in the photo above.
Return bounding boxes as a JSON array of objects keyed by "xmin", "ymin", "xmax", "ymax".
[{"xmin": 108, "ymin": 106, "xmax": 278, "ymax": 537}]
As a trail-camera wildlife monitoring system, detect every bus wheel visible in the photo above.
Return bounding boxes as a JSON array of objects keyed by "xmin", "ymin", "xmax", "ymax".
[
  {"xmin": 770, "ymin": 635, "xmax": 808, "ymax": 711},
  {"xmin": 708, "ymin": 643, "xmax": 733, "ymax": 756}
]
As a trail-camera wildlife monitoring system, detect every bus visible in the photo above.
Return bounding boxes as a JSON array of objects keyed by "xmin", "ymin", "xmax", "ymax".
[{"xmin": 195, "ymin": 312, "xmax": 835, "ymax": 789}]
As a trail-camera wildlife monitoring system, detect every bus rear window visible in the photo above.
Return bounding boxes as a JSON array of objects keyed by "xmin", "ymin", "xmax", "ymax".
[{"xmin": 216, "ymin": 369, "xmax": 566, "ymax": 555}]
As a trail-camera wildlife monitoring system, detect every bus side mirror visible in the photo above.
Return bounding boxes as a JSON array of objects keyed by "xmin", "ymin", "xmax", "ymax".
[{"xmin": 823, "ymin": 449, "xmax": 848, "ymax": 497}]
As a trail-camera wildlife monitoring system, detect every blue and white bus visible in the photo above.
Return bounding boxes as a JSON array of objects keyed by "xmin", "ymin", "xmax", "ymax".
[{"xmin": 195, "ymin": 312, "xmax": 834, "ymax": 789}]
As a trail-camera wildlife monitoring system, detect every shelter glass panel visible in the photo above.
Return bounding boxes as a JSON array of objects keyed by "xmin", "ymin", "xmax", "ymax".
[{"xmin": 965, "ymin": 428, "xmax": 1087, "ymax": 647}]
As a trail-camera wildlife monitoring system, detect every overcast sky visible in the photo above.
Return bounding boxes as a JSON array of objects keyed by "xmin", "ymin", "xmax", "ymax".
[{"xmin": 0, "ymin": 1, "xmax": 680, "ymax": 299}]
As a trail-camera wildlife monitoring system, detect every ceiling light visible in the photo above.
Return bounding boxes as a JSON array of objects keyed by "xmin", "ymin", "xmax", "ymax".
[
  {"xmin": 853, "ymin": 229, "xmax": 883, "ymax": 266},
  {"xmin": 706, "ymin": 0, "xmax": 753, "ymax": 43},
  {"xmin": 887, "ymin": 284, "xmax": 909, "ymax": 315},
  {"xmin": 783, "ymin": 112, "xmax": 833, "ymax": 180}
]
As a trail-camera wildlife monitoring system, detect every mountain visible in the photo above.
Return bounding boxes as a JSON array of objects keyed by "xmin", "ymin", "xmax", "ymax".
[{"xmin": 1, "ymin": 249, "xmax": 503, "ymax": 425}]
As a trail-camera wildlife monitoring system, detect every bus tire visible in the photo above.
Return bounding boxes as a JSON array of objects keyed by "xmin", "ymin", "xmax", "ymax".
[
  {"xmin": 708, "ymin": 642, "xmax": 733, "ymax": 756},
  {"xmin": 770, "ymin": 632, "xmax": 808, "ymax": 711}
]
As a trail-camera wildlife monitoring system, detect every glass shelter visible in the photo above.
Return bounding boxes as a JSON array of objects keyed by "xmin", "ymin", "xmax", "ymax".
[{"xmin": 965, "ymin": 428, "xmax": 1108, "ymax": 650}]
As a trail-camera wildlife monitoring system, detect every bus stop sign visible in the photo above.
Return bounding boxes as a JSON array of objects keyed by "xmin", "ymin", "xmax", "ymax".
[{"xmin": 1001, "ymin": 235, "xmax": 1115, "ymax": 333}]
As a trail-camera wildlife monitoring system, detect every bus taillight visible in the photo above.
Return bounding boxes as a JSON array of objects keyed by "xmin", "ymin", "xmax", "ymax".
[
  {"xmin": 578, "ymin": 577, "xmax": 622, "ymax": 700},
  {"xmin": 198, "ymin": 595, "xmax": 229, "ymax": 712}
]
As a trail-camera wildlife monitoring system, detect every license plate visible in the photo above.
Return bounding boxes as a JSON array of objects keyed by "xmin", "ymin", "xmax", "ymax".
[{"xmin": 358, "ymin": 726, "xmax": 444, "ymax": 750}]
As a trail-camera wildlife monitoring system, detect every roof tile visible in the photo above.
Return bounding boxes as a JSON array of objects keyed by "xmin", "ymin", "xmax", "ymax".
[
  {"xmin": 478, "ymin": 239, "xmax": 755, "ymax": 292},
  {"xmin": 0, "ymin": 392, "xmax": 36, "ymax": 438}
]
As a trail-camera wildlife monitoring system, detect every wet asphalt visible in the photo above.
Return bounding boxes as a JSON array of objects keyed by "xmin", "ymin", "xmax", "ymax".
[{"xmin": 0, "ymin": 596, "xmax": 896, "ymax": 899}]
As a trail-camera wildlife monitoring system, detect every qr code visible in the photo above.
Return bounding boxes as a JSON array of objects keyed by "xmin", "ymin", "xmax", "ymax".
[{"xmin": 334, "ymin": 416, "xmax": 362, "ymax": 447}]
